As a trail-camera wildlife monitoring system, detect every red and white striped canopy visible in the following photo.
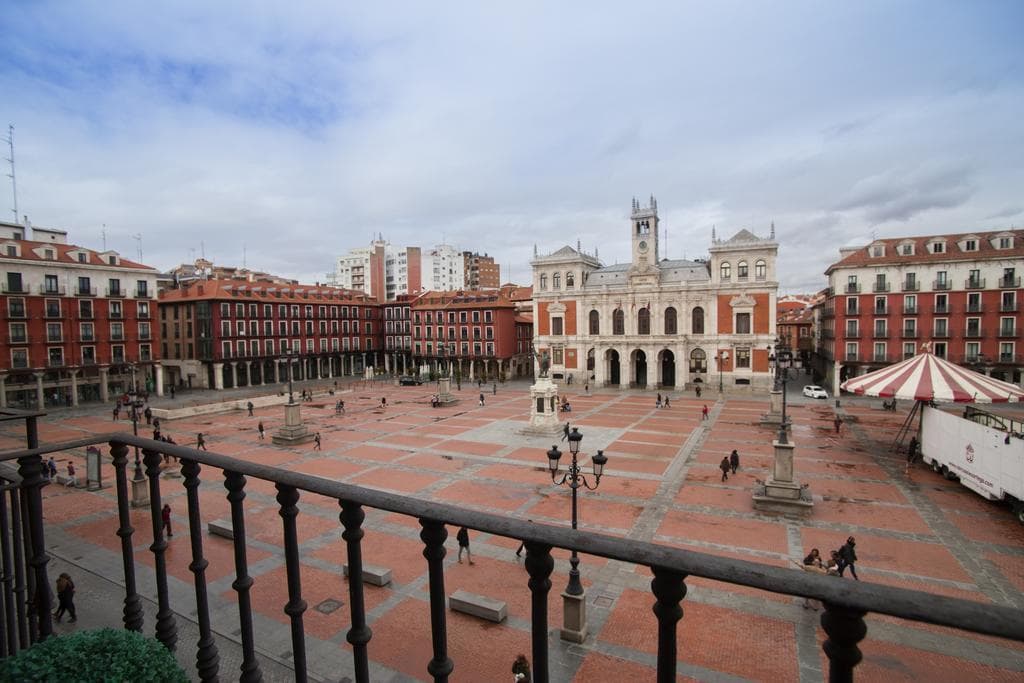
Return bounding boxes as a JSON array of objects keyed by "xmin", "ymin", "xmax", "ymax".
[{"xmin": 840, "ymin": 352, "xmax": 1024, "ymax": 403}]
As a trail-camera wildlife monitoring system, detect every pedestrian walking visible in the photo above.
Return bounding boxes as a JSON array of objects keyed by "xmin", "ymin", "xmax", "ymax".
[
  {"xmin": 170, "ymin": 385, "xmax": 175, "ymax": 399},
  {"xmin": 258, "ymin": 421, "xmax": 265, "ymax": 440},
  {"xmin": 584, "ymin": 382, "xmax": 589, "ymax": 396},
  {"xmin": 492, "ymin": 382, "xmax": 497, "ymax": 395},
  {"xmin": 161, "ymin": 503, "xmax": 173, "ymax": 538},
  {"xmin": 702, "ymin": 404, "xmax": 709, "ymax": 420},
  {"xmin": 197, "ymin": 432, "xmax": 207, "ymax": 450},
  {"xmin": 153, "ymin": 427, "xmax": 161, "ymax": 442},
  {"xmin": 380, "ymin": 397, "xmax": 387, "ymax": 409},
  {"xmin": 656, "ymin": 393, "xmax": 662, "ymax": 408},
  {"xmin": 47, "ymin": 456, "xmax": 57, "ymax": 481},
  {"xmin": 562, "ymin": 421, "xmax": 570, "ymax": 442},
  {"xmin": 144, "ymin": 406, "xmax": 153, "ymax": 425},
  {"xmin": 905, "ymin": 436, "xmax": 919, "ymax": 474},
  {"xmin": 512, "ymin": 653, "xmax": 531, "ymax": 682},
  {"xmin": 247, "ymin": 401, "xmax": 254, "ymax": 417},
  {"xmin": 479, "ymin": 392, "xmax": 485, "ymax": 407},
  {"xmin": 64, "ymin": 461, "xmax": 77, "ymax": 487},
  {"xmin": 664, "ymin": 395, "xmax": 671, "ymax": 408},
  {"xmin": 837, "ymin": 536, "xmax": 859, "ymax": 580},
  {"xmin": 314, "ymin": 432, "xmax": 322, "ymax": 450},
  {"xmin": 456, "ymin": 526, "xmax": 474, "ymax": 565},
  {"xmin": 695, "ymin": 385, "xmax": 702, "ymax": 398},
  {"xmin": 719, "ymin": 456, "xmax": 730, "ymax": 482},
  {"xmin": 53, "ymin": 573, "xmax": 76, "ymax": 623},
  {"xmin": 112, "ymin": 406, "xmax": 120, "ymax": 421},
  {"xmin": 153, "ymin": 417, "xmax": 161, "ymax": 431},
  {"xmin": 729, "ymin": 449, "xmax": 740, "ymax": 474},
  {"xmin": 834, "ymin": 415, "xmax": 843, "ymax": 434}
]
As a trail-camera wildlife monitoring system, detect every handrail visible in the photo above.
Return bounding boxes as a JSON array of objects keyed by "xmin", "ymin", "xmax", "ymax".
[{"xmin": 3, "ymin": 433, "xmax": 1024, "ymax": 645}]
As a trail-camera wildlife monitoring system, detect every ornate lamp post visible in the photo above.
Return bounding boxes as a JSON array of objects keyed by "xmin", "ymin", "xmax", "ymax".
[
  {"xmin": 776, "ymin": 348, "xmax": 793, "ymax": 444},
  {"xmin": 126, "ymin": 362, "xmax": 150, "ymax": 507},
  {"xmin": 717, "ymin": 350, "xmax": 729, "ymax": 393},
  {"xmin": 546, "ymin": 427, "xmax": 608, "ymax": 642},
  {"xmin": 282, "ymin": 348, "xmax": 295, "ymax": 404},
  {"xmin": 272, "ymin": 347, "xmax": 313, "ymax": 445}
]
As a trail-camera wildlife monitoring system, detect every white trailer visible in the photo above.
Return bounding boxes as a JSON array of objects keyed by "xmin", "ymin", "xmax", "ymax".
[{"xmin": 920, "ymin": 405, "xmax": 1024, "ymax": 523}]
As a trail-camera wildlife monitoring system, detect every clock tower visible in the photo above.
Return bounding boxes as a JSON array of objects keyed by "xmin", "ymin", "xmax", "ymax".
[{"xmin": 631, "ymin": 195, "xmax": 659, "ymax": 268}]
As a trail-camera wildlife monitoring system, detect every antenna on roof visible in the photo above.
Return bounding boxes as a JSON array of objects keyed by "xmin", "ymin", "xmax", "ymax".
[
  {"xmin": 4, "ymin": 124, "xmax": 18, "ymax": 225},
  {"xmin": 101, "ymin": 224, "xmax": 107, "ymax": 251},
  {"xmin": 132, "ymin": 233, "xmax": 142, "ymax": 262},
  {"xmin": 243, "ymin": 243, "xmax": 247, "ymax": 269}
]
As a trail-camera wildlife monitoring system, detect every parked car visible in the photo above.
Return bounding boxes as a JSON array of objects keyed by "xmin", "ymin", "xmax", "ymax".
[
  {"xmin": 399, "ymin": 376, "xmax": 424, "ymax": 386},
  {"xmin": 802, "ymin": 385, "xmax": 828, "ymax": 399}
]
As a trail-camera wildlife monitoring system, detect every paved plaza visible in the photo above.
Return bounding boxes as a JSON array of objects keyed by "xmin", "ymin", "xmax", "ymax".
[{"xmin": 4, "ymin": 379, "xmax": 1024, "ymax": 682}]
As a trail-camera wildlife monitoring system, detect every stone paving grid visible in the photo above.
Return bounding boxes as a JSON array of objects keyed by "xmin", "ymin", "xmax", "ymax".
[{"xmin": 5, "ymin": 377, "xmax": 1024, "ymax": 682}]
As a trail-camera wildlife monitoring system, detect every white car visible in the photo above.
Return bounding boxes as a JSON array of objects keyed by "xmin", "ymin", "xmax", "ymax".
[{"xmin": 803, "ymin": 385, "xmax": 828, "ymax": 399}]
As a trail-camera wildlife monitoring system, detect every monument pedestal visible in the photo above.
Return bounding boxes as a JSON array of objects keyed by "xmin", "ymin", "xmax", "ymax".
[
  {"xmin": 519, "ymin": 376, "xmax": 562, "ymax": 437},
  {"xmin": 272, "ymin": 402, "xmax": 314, "ymax": 446},
  {"xmin": 130, "ymin": 475, "xmax": 149, "ymax": 508},
  {"xmin": 559, "ymin": 590, "xmax": 588, "ymax": 643},
  {"xmin": 752, "ymin": 439, "xmax": 813, "ymax": 513},
  {"xmin": 434, "ymin": 377, "xmax": 459, "ymax": 407},
  {"xmin": 760, "ymin": 390, "xmax": 784, "ymax": 426}
]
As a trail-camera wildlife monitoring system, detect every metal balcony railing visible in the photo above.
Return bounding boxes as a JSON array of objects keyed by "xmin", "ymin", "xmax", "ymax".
[
  {"xmin": 844, "ymin": 353, "xmax": 859, "ymax": 362},
  {"xmin": 901, "ymin": 280, "xmax": 920, "ymax": 292},
  {"xmin": 1, "ymin": 283, "xmax": 28, "ymax": 294},
  {"xmin": 38, "ymin": 284, "xmax": 66, "ymax": 295},
  {"xmin": 902, "ymin": 306, "xmax": 918, "ymax": 315},
  {"xmin": 999, "ymin": 354, "xmax": 1019, "ymax": 364},
  {"xmin": 901, "ymin": 329, "xmax": 918, "ymax": 338},
  {"xmin": 933, "ymin": 304, "xmax": 952, "ymax": 314},
  {"xmin": 965, "ymin": 278, "xmax": 986, "ymax": 289},
  {"xmin": 46, "ymin": 359, "xmax": 64, "ymax": 368},
  {"xmin": 845, "ymin": 283, "xmax": 861, "ymax": 293},
  {"xmin": 998, "ymin": 327, "xmax": 1018, "ymax": 339},
  {"xmin": 966, "ymin": 303, "xmax": 984, "ymax": 313},
  {"xmin": 873, "ymin": 306, "xmax": 889, "ymax": 316},
  {"xmin": 1001, "ymin": 302, "xmax": 1019, "ymax": 313},
  {"xmin": 844, "ymin": 330, "xmax": 860, "ymax": 339},
  {"xmin": 75, "ymin": 286, "xmax": 97, "ymax": 297},
  {"xmin": 134, "ymin": 288, "xmax": 152, "ymax": 299},
  {"xmin": 872, "ymin": 329, "xmax": 890, "ymax": 339},
  {"xmin": 872, "ymin": 282, "xmax": 890, "ymax": 293},
  {"xmin": 1, "ymin": 428, "xmax": 1019, "ymax": 683},
  {"xmin": 964, "ymin": 328, "xmax": 985, "ymax": 339},
  {"xmin": 999, "ymin": 276, "xmax": 1020, "ymax": 289},
  {"xmin": 105, "ymin": 287, "xmax": 126, "ymax": 298},
  {"xmin": 872, "ymin": 353, "xmax": 890, "ymax": 362},
  {"xmin": 8, "ymin": 334, "xmax": 28, "ymax": 344},
  {"xmin": 933, "ymin": 280, "xmax": 951, "ymax": 290},
  {"xmin": 5, "ymin": 306, "xmax": 26, "ymax": 319}
]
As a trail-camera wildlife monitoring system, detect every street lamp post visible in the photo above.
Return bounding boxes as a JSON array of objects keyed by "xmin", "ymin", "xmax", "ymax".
[
  {"xmin": 718, "ymin": 350, "xmax": 729, "ymax": 393},
  {"xmin": 546, "ymin": 427, "xmax": 608, "ymax": 642},
  {"xmin": 282, "ymin": 349, "xmax": 295, "ymax": 404},
  {"xmin": 776, "ymin": 348, "xmax": 793, "ymax": 445},
  {"xmin": 126, "ymin": 363, "xmax": 145, "ymax": 481}
]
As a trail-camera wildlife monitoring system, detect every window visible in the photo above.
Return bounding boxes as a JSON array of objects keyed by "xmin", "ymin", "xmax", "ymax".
[
  {"xmin": 1000, "ymin": 317, "xmax": 1015, "ymax": 336},
  {"xmin": 1000, "ymin": 237, "xmax": 1012, "ymax": 249},
  {"xmin": 11, "ymin": 349, "xmax": 28, "ymax": 369},
  {"xmin": 845, "ymin": 320, "xmax": 858, "ymax": 336},
  {"xmin": 966, "ymin": 318, "xmax": 981, "ymax": 337},
  {"xmin": 1002, "ymin": 291, "xmax": 1016, "ymax": 312},
  {"xmin": 968, "ymin": 269, "xmax": 981, "ymax": 287},
  {"xmin": 237, "ymin": 321, "xmax": 246, "ymax": 336},
  {"xmin": 692, "ymin": 307, "xmax": 704, "ymax": 334},
  {"xmin": 735, "ymin": 313, "xmax": 751, "ymax": 334},
  {"xmin": 44, "ymin": 274, "xmax": 59, "ymax": 294},
  {"xmin": 664, "ymin": 307, "xmax": 677, "ymax": 334},
  {"xmin": 965, "ymin": 341, "xmax": 981, "ymax": 362},
  {"xmin": 934, "ymin": 318, "xmax": 948, "ymax": 337},
  {"xmin": 550, "ymin": 316, "xmax": 564, "ymax": 336},
  {"xmin": 79, "ymin": 300, "xmax": 93, "ymax": 318},
  {"xmin": 874, "ymin": 320, "xmax": 887, "ymax": 337},
  {"xmin": 964, "ymin": 239, "xmax": 977, "ymax": 251},
  {"xmin": 873, "ymin": 342, "xmax": 886, "ymax": 361},
  {"xmin": 901, "ymin": 244, "xmax": 913, "ymax": 255},
  {"xmin": 689, "ymin": 348, "xmax": 707, "ymax": 373},
  {"xmin": 735, "ymin": 349, "xmax": 750, "ymax": 368},
  {"xmin": 933, "ymin": 342, "xmax": 947, "ymax": 359},
  {"xmin": 755, "ymin": 260, "xmax": 766, "ymax": 280},
  {"xmin": 846, "ymin": 297, "xmax": 858, "ymax": 315},
  {"xmin": 566, "ymin": 272, "xmax": 575, "ymax": 288},
  {"xmin": 903, "ymin": 319, "xmax": 916, "ymax": 337},
  {"xmin": 904, "ymin": 273, "xmax": 917, "ymax": 290},
  {"xmin": 967, "ymin": 292, "xmax": 982, "ymax": 313},
  {"xmin": 139, "ymin": 322, "xmax": 151, "ymax": 340},
  {"xmin": 110, "ymin": 322, "xmax": 124, "ymax": 341},
  {"xmin": 932, "ymin": 242, "xmax": 945, "ymax": 254},
  {"xmin": 1000, "ymin": 342, "xmax": 1014, "ymax": 362},
  {"xmin": 874, "ymin": 274, "xmax": 887, "ymax": 292},
  {"xmin": 612, "ymin": 309, "xmax": 625, "ymax": 335},
  {"xmin": 845, "ymin": 342, "xmax": 858, "ymax": 361},
  {"xmin": 539, "ymin": 274, "xmax": 548, "ymax": 290},
  {"xmin": 77, "ymin": 277, "xmax": 91, "ymax": 296},
  {"xmin": 874, "ymin": 297, "xmax": 887, "ymax": 314},
  {"xmin": 9, "ymin": 322, "xmax": 26, "ymax": 343},
  {"xmin": 45, "ymin": 300, "xmax": 60, "ymax": 318},
  {"xmin": 637, "ymin": 307, "xmax": 650, "ymax": 335},
  {"xmin": 221, "ymin": 320, "xmax": 231, "ymax": 336},
  {"xmin": 47, "ymin": 347, "xmax": 63, "ymax": 366},
  {"xmin": 552, "ymin": 272, "xmax": 561, "ymax": 290},
  {"xmin": 138, "ymin": 301, "xmax": 149, "ymax": 318},
  {"xmin": 109, "ymin": 301, "xmax": 122, "ymax": 318},
  {"xmin": 45, "ymin": 322, "xmax": 62, "ymax": 343},
  {"xmin": 552, "ymin": 347, "xmax": 564, "ymax": 365},
  {"xmin": 903, "ymin": 342, "xmax": 916, "ymax": 359},
  {"xmin": 871, "ymin": 245, "xmax": 884, "ymax": 257},
  {"xmin": 846, "ymin": 275, "xmax": 858, "ymax": 293},
  {"xmin": 80, "ymin": 322, "xmax": 94, "ymax": 341},
  {"xmin": 720, "ymin": 262, "xmax": 731, "ymax": 281},
  {"xmin": 737, "ymin": 261, "xmax": 748, "ymax": 279},
  {"xmin": 589, "ymin": 310, "xmax": 600, "ymax": 335}
]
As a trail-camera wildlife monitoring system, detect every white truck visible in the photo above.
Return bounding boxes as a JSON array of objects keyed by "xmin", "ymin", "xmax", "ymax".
[{"xmin": 920, "ymin": 404, "xmax": 1024, "ymax": 523}]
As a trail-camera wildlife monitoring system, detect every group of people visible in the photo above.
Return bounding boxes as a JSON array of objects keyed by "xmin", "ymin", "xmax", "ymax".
[
  {"xmin": 719, "ymin": 450, "xmax": 740, "ymax": 481},
  {"xmin": 655, "ymin": 393, "xmax": 671, "ymax": 408},
  {"xmin": 801, "ymin": 536, "xmax": 860, "ymax": 608},
  {"xmin": 43, "ymin": 456, "xmax": 78, "ymax": 488}
]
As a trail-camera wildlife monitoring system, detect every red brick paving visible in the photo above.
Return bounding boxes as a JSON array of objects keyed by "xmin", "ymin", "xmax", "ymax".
[{"xmin": 658, "ymin": 510, "xmax": 789, "ymax": 555}]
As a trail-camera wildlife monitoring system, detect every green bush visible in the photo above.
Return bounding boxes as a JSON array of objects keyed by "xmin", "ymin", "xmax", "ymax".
[{"xmin": 0, "ymin": 628, "xmax": 188, "ymax": 682}]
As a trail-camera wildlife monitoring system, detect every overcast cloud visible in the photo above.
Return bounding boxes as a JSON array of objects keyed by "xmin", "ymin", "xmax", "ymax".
[{"xmin": 1, "ymin": 1, "xmax": 1021, "ymax": 293}]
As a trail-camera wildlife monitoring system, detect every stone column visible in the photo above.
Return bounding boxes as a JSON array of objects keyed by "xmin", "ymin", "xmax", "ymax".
[
  {"xmin": 213, "ymin": 362, "xmax": 225, "ymax": 390},
  {"xmin": 384, "ymin": 354, "xmax": 391, "ymax": 374},
  {"xmin": 469, "ymin": 361, "xmax": 475, "ymax": 381},
  {"xmin": 70, "ymin": 370, "xmax": 80, "ymax": 407},
  {"xmin": 34, "ymin": 373, "xmax": 45, "ymax": 409},
  {"xmin": 154, "ymin": 363, "xmax": 164, "ymax": 396},
  {"xmin": 99, "ymin": 367, "xmax": 110, "ymax": 402},
  {"xmin": 0, "ymin": 373, "xmax": 5, "ymax": 408}
]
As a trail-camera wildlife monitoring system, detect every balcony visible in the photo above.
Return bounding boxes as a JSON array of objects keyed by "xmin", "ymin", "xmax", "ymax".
[
  {"xmin": 0, "ymin": 429, "xmax": 1019, "ymax": 682},
  {"xmin": 821, "ymin": 307, "xmax": 835, "ymax": 319},
  {"xmin": 966, "ymin": 303, "xmax": 984, "ymax": 314},
  {"xmin": 933, "ymin": 304, "xmax": 952, "ymax": 314},
  {"xmin": 872, "ymin": 282, "xmax": 891, "ymax": 293},
  {"xmin": 138, "ymin": 330, "xmax": 152, "ymax": 341},
  {"xmin": 844, "ymin": 352, "xmax": 859, "ymax": 362},
  {"xmin": 5, "ymin": 306, "xmax": 26, "ymax": 319},
  {"xmin": 999, "ymin": 353, "xmax": 1020, "ymax": 364},
  {"xmin": 901, "ymin": 329, "xmax": 918, "ymax": 338},
  {"xmin": 110, "ymin": 333, "xmax": 125, "ymax": 342},
  {"xmin": 38, "ymin": 284, "xmax": 66, "ymax": 296},
  {"xmin": 46, "ymin": 358, "xmax": 65, "ymax": 368},
  {"xmin": 902, "ymin": 306, "xmax": 918, "ymax": 315},
  {"xmin": 82, "ymin": 358, "xmax": 97, "ymax": 366},
  {"xmin": 844, "ymin": 329, "xmax": 860, "ymax": 339},
  {"xmin": 872, "ymin": 307, "xmax": 889, "ymax": 316},
  {"xmin": 965, "ymin": 278, "xmax": 986, "ymax": 289},
  {"xmin": 872, "ymin": 329, "xmax": 890, "ymax": 339},
  {"xmin": 1001, "ymin": 302, "xmax": 1018, "ymax": 313},
  {"xmin": 932, "ymin": 329, "xmax": 951, "ymax": 339},
  {"xmin": 1, "ymin": 282, "xmax": 28, "ymax": 294},
  {"xmin": 109, "ymin": 310, "xmax": 123, "ymax": 320},
  {"xmin": 933, "ymin": 280, "xmax": 951, "ymax": 290},
  {"xmin": 106, "ymin": 287, "xmax": 126, "ymax": 298},
  {"xmin": 999, "ymin": 276, "xmax": 1021, "ymax": 289},
  {"xmin": 10, "ymin": 358, "xmax": 29, "ymax": 369},
  {"xmin": 901, "ymin": 280, "xmax": 920, "ymax": 292},
  {"xmin": 872, "ymin": 353, "xmax": 891, "ymax": 363},
  {"xmin": 844, "ymin": 307, "xmax": 860, "ymax": 317},
  {"xmin": 75, "ymin": 286, "xmax": 97, "ymax": 297},
  {"xmin": 998, "ymin": 327, "xmax": 1018, "ymax": 339},
  {"xmin": 43, "ymin": 308, "xmax": 62, "ymax": 319},
  {"xmin": 45, "ymin": 334, "xmax": 63, "ymax": 344},
  {"xmin": 80, "ymin": 333, "xmax": 95, "ymax": 342},
  {"xmin": 844, "ymin": 283, "xmax": 861, "ymax": 294},
  {"xmin": 133, "ymin": 288, "xmax": 153, "ymax": 299},
  {"xmin": 964, "ymin": 328, "xmax": 985, "ymax": 339}
]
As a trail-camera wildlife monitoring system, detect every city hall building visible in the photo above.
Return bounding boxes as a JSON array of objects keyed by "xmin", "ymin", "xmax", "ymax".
[{"xmin": 531, "ymin": 197, "xmax": 778, "ymax": 391}]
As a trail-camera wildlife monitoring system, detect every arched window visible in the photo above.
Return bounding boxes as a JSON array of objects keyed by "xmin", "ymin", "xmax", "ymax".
[
  {"xmin": 637, "ymin": 307, "xmax": 650, "ymax": 335},
  {"xmin": 720, "ymin": 262, "xmax": 731, "ymax": 281},
  {"xmin": 737, "ymin": 261, "xmax": 749, "ymax": 279},
  {"xmin": 689, "ymin": 348, "xmax": 707, "ymax": 373},
  {"xmin": 755, "ymin": 260, "xmax": 766, "ymax": 279},
  {"xmin": 539, "ymin": 274, "xmax": 548, "ymax": 290},
  {"xmin": 664, "ymin": 307, "xmax": 677, "ymax": 334},
  {"xmin": 566, "ymin": 272, "xmax": 575, "ymax": 288},
  {"xmin": 552, "ymin": 272, "xmax": 561, "ymax": 290},
  {"xmin": 692, "ymin": 306, "xmax": 705, "ymax": 334},
  {"xmin": 589, "ymin": 309, "xmax": 600, "ymax": 335},
  {"xmin": 612, "ymin": 309, "xmax": 625, "ymax": 335}
]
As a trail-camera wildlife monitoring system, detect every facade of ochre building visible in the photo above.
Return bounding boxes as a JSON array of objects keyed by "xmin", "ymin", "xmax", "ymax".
[{"xmin": 531, "ymin": 198, "xmax": 778, "ymax": 391}]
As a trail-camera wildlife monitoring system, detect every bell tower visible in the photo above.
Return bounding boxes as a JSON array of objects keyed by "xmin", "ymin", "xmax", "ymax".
[{"xmin": 631, "ymin": 195, "xmax": 659, "ymax": 268}]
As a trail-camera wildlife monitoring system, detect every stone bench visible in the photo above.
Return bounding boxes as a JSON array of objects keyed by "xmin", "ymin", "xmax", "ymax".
[
  {"xmin": 208, "ymin": 519, "xmax": 234, "ymax": 540},
  {"xmin": 54, "ymin": 475, "xmax": 81, "ymax": 488},
  {"xmin": 342, "ymin": 563, "xmax": 392, "ymax": 587},
  {"xmin": 448, "ymin": 589, "xmax": 507, "ymax": 623}
]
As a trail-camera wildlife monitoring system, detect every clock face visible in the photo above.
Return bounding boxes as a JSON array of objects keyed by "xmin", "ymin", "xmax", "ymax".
[{"xmin": 638, "ymin": 240, "xmax": 648, "ymax": 252}]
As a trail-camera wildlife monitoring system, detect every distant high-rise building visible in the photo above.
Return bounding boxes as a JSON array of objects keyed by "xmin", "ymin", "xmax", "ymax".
[
  {"xmin": 422, "ymin": 244, "xmax": 464, "ymax": 293},
  {"xmin": 462, "ymin": 251, "xmax": 500, "ymax": 290},
  {"xmin": 331, "ymin": 238, "xmax": 421, "ymax": 302}
]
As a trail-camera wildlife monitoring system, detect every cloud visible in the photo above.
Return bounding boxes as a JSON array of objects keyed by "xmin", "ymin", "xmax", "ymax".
[
  {"xmin": 985, "ymin": 205, "xmax": 1024, "ymax": 221},
  {"xmin": 832, "ymin": 165, "xmax": 975, "ymax": 224}
]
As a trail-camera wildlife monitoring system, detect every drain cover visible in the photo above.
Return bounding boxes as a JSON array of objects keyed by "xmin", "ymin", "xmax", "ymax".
[{"xmin": 316, "ymin": 598, "xmax": 344, "ymax": 614}]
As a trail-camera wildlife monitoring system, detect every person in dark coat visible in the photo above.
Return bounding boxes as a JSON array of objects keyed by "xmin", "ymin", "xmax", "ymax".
[
  {"xmin": 562, "ymin": 422, "xmax": 570, "ymax": 442},
  {"xmin": 53, "ymin": 572, "xmax": 76, "ymax": 623},
  {"xmin": 719, "ymin": 456, "xmax": 731, "ymax": 482},
  {"xmin": 161, "ymin": 503, "xmax": 173, "ymax": 538},
  {"xmin": 197, "ymin": 432, "xmax": 207, "ymax": 450},
  {"xmin": 837, "ymin": 536, "xmax": 859, "ymax": 580},
  {"xmin": 512, "ymin": 653, "xmax": 531, "ymax": 682},
  {"xmin": 729, "ymin": 449, "xmax": 740, "ymax": 474},
  {"xmin": 247, "ymin": 401, "xmax": 254, "ymax": 416},
  {"xmin": 258, "ymin": 421, "xmax": 265, "ymax": 440},
  {"xmin": 905, "ymin": 436, "xmax": 919, "ymax": 474},
  {"xmin": 143, "ymin": 406, "xmax": 153, "ymax": 425},
  {"xmin": 456, "ymin": 526, "xmax": 474, "ymax": 565}
]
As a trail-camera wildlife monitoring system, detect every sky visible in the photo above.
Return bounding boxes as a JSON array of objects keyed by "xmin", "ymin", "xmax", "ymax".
[{"xmin": 1, "ymin": 1, "xmax": 1022, "ymax": 293}]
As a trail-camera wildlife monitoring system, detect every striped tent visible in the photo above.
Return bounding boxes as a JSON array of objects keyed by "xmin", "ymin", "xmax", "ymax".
[{"xmin": 840, "ymin": 351, "xmax": 1024, "ymax": 403}]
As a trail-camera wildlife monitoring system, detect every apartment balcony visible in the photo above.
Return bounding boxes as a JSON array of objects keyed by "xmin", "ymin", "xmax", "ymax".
[
  {"xmin": 5, "ymin": 306, "xmax": 26, "ymax": 319},
  {"xmin": 998, "ymin": 328, "xmax": 1018, "ymax": 339},
  {"xmin": 43, "ymin": 309, "xmax": 62, "ymax": 319},
  {"xmin": 965, "ymin": 278, "xmax": 986, "ymax": 290},
  {"xmin": 0, "ymin": 283, "xmax": 28, "ymax": 294},
  {"xmin": 1001, "ymin": 302, "xmax": 1019, "ymax": 313},
  {"xmin": 843, "ymin": 330, "xmax": 860, "ymax": 339},
  {"xmin": 871, "ymin": 330, "xmax": 890, "ymax": 339},
  {"xmin": 138, "ymin": 331, "xmax": 152, "ymax": 341},
  {"xmin": 78, "ymin": 310, "xmax": 94, "ymax": 320},
  {"xmin": 901, "ymin": 329, "xmax": 919, "ymax": 339},
  {"xmin": 8, "ymin": 335, "xmax": 28, "ymax": 345},
  {"xmin": 933, "ymin": 280, "xmax": 951, "ymax": 290},
  {"xmin": 871, "ymin": 353, "xmax": 891, "ymax": 363},
  {"xmin": 844, "ymin": 353, "xmax": 859, "ymax": 362},
  {"xmin": 901, "ymin": 280, "xmax": 920, "ymax": 292},
  {"xmin": 966, "ymin": 303, "xmax": 984, "ymax": 314},
  {"xmin": 134, "ymin": 288, "xmax": 153, "ymax": 299},
  {"xmin": 872, "ymin": 282, "xmax": 891, "ymax": 293},
  {"xmin": 821, "ymin": 307, "xmax": 834, "ymax": 319},
  {"xmin": 75, "ymin": 286, "xmax": 97, "ymax": 297},
  {"xmin": 843, "ymin": 307, "xmax": 860, "ymax": 317},
  {"xmin": 902, "ymin": 306, "xmax": 918, "ymax": 315},
  {"xmin": 38, "ymin": 285, "xmax": 66, "ymax": 296},
  {"xmin": 46, "ymin": 358, "xmax": 65, "ymax": 368},
  {"xmin": 999, "ymin": 276, "xmax": 1021, "ymax": 289},
  {"xmin": 932, "ymin": 330, "xmax": 951, "ymax": 339},
  {"xmin": 45, "ymin": 335, "xmax": 63, "ymax": 344},
  {"xmin": 933, "ymin": 304, "xmax": 953, "ymax": 315},
  {"xmin": 82, "ymin": 358, "xmax": 98, "ymax": 366},
  {"xmin": 998, "ymin": 353, "xmax": 1021, "ymax": 364},
  {"xmin": 872, "ymin": 307, "xmax": 890, "ymax": 316},
  {"xmin": 80, "ymin": 333, "xmax": 95, "ymax": 342},
  {"xmin": 964, "ymin": 328, "xmax": 985, "ymax": 339},
  {"xmin": 10, "ymin": 359, "xmax": 29, "ymax": 369},
  {"xmin": 821, "ymin": 330, "xmax": 835, "ymax": 340},
  {"xmin": 109, "ymin": 311, "xmax": 123, "ymax": 320},
  {"xmin": 844, "ymin": 283, "xmax": 861, "ymax": 294},
  {"xmin": 110, "ymin": 333, "xmax": 125, "ymax": 342}
]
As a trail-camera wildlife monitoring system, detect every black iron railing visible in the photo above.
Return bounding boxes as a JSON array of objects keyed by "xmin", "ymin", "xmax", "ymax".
[{"xmin": 0, "ymin": 423, "xmax": 1023, "ymax": 682}]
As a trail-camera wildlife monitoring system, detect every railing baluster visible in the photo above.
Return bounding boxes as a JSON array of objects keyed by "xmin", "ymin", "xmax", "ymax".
[
  {"xmin": 143, "ymin": 447, "xmax": 178, "ymax": 652},
  {"xmin": 651, "ymin": 566, "xmax": 688, "ymax": 683},
  {"xmin": 0, "ymin": 485, "xmax": 17, "ymax": 656},
  {"xmin": 419, "ymin": 519, "xmax": 453, "ymax": 682},
  {"xmin": 225, "ymin": 470, "xmax": 263, "ymax": 683},
  {"xmin": 822, "ymin": 603, "xmax": 867, "ymax": 683},
  {"xmin": 276, "ymin": 484, "xmax": 307, "ymax": 682},
  {"xmin": 110, "ymin": 441, "xmax": 144, "ymax": 632},
  {"xmin": 16, "ymin": 438, "xmax": 51, "ymax": 642},
  {"xmin": 340, "ymin": 500, "xmax": 371, "ymax": 683},
  {"xmin": 524, "ymin": 541, "xmax": 554, "ymax": 683},
  {"xmin": 9, "ymin": 487, "xmax": 27, "ymax": 650},
  {"xmin": 17, "ymin": 491, "xmax": 34, "ymax": 643},
  {"xmin": 181, "ymin": 458, "xmax": 220, "ymax": 682}
]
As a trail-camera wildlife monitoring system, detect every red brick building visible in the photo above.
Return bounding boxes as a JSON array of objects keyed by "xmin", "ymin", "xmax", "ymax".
[
  {"xmin": 462, "ymin": 251, "xmax": 500, "ymax": 290},
  {"xmin": 410, "ymin": 290, "xmax": 532, "ymax": 381},
  {"xmin": 157, "ymin": 280, "xmax": 379, "ymax": 390},
  {"xmin": 821, "ymin": 229, "xmax": 1024, "ymax": 393},
  {"xmin": 0, "ymin": 220, "xmax": 162, "ymax": 407}
]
